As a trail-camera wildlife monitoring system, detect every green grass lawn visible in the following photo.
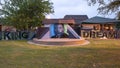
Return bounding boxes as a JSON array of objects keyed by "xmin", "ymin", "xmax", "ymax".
[{"xmin": 0, "ymin": 39, "xmax": 120, "ymax": 68}]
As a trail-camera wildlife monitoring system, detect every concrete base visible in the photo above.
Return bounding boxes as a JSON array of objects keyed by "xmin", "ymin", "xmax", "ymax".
[{"xmin": 28, "ymin": 38, "xmax": 90, "ymax": 46}]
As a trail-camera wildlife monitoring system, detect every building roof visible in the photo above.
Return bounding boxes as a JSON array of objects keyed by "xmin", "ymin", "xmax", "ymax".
[
  {"xmin": 42, "ymin": 19, "xmax": 75, "ymax": 24},
  {"xmin": 64, "ymin": 15, "xmax": 88, "ymax": 24},
  {"xmin": 82, "ymin": 16, "xmax": 120, "ymax": 24}
]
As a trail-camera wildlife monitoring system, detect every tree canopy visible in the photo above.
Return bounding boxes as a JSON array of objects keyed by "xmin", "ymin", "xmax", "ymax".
[
  {"xmin": 0, "ymin": 0, "xmax": 54, "ymax": 30},
  {"xmin": 87, "ymin": 0, "xmax": 120, "ymax": 20}
]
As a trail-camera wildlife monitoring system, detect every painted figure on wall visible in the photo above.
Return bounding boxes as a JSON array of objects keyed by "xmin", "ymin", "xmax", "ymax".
[{"xmin": 50, "ymin": 24, "xmax": 68, "ymax": 38}]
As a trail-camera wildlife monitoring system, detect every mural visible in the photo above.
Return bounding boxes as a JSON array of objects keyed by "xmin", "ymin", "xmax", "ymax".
[{"xmin": 50, "ymin": 24, "xmax": 68, "ymax": 38}]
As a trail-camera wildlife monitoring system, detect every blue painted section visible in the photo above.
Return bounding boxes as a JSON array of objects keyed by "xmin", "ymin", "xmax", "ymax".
[
  {"xmin": 28, "ymin": 32, "xmax": 35, "ymax": 40},
  {"xmin": 50, "ymin": 24, "xmax": 55, "ymax": 37}
]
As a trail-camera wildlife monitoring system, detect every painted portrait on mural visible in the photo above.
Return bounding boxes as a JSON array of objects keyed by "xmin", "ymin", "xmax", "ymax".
[
  {"xmin": 54, "ymin": 24, "xmax": 64, "ymax": 35},
  {"xmin": 50, "ymin": 24, "xmax": 68, "ymax": 38}
]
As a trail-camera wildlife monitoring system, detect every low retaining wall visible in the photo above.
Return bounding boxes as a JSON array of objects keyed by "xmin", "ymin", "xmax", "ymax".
[
  {"xmin": 0, "ymin": 31, "xmax": 34, "ymax": 40},
  {"xmin": 81, "ymin": 30, "xmax": 120, "ymax": 39}
]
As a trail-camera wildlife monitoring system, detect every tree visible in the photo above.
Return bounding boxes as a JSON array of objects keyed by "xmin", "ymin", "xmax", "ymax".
[
  {"xmin": 0, "ymin": 0, "xmax": 54, "ymax": 30},
  {"xmin": 87, "ymin": 0, "xmax": 120, "ymax": 20}
]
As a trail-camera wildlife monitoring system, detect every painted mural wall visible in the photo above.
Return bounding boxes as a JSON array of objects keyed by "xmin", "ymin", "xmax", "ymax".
[{"xmin": 50, "ymin": 24, "xmax": 68, "ymax": 38}]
